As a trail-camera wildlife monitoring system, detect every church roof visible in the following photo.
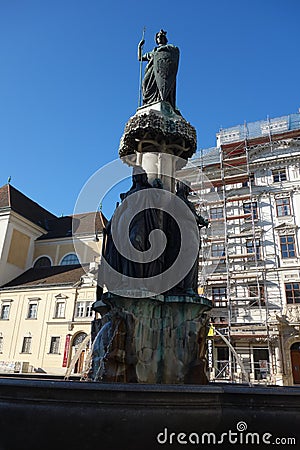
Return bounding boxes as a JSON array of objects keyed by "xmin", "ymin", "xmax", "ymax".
[
  {"xmin": 1, "ymin": 264, "xmax": 88, "ymax": 288},
  {"xmin": 0, "ymin": 184, "xmax": 56, "ymax": 228},
  {"xmin": 37, "ymin": 212, "xmax": 107, "ymax": 240},
  {"xmin": 0, "ymin": 184, "xmax": 107, "ymax": 239}
]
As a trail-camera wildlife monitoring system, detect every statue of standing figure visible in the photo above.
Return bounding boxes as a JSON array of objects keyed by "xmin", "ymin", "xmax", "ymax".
[
  {"xmin": 100, "ymin": 167, "xmax": 163, "ymax": 285},
  {"xmin": 167, "ymin": 181, "xmax": 209, "ymax": 295},
  {"xmin": 138, "ymin": 29, "xmax": 179, "ymax": 110}
]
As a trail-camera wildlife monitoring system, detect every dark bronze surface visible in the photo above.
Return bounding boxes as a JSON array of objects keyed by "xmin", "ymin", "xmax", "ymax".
[
  {"xmin": 138, "ymin": 30, "xmax": 179, "ymax": 109},
  {"xmin": 0, "ymin": 377, "xmax": 299, "ymax": 449}
]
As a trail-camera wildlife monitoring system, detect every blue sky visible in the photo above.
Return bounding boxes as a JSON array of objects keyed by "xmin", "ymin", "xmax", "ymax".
[{"xmin": 1, "ymin": 0, "xmax": 300, "ymax": 219}]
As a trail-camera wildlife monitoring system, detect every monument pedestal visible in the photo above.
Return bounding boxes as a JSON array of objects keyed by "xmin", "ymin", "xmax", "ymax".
[
  {"xmin": 91, "ymin": 96, "xmax": 211, "ymax": 384},
  {"xmin": 90, "ymin": 293, "xmax": 211, "ymax": 384},
  {"xmin": 92, "ymin": 34, "xmax": 211, "ymax": 385}
]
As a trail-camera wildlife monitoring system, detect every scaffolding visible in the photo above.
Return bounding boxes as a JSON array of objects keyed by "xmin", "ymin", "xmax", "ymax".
[
  {"xmin": 216, "ymin": 113, "xmax": 300, "ymax": 146},
  {"xmin": 193, "ymin": 118, "xmax": 292, "ymax": 385}
]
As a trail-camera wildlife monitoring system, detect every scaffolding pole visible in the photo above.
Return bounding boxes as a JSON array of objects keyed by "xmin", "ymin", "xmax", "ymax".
[
  {"xmin": 244, "ymin": 126, "xmax": 275, "ymax": 383},
  {"xmin": 195, "ymin": 126, "xmax": 283, "ymax": 384}
]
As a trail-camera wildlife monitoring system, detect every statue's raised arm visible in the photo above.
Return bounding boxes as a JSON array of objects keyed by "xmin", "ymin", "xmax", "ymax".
[{"xmin": 138, "ymin": 29, "xmax": 179, "ymax": 110}]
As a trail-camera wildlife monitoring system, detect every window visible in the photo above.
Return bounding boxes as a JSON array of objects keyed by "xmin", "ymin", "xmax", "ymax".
[
  {"xmin": 75, "ymin": 301, "xmax": 94, "ymax": 318},
  {"xmin": 75, "ymin": 301, "xmax": 85, "ymax": 318},
  {"xmin": 211, "ymin": 316, "xmax": 227, "ymax": 324},
  {"xmin": 243, "ymin": 201, "xmax": 258, "ymax": 221},
  {"xmin": 211, "ymin": 243, "xmax": 225, "ymax": 258},
  {"xmin": 276, "ymin": 197, "xmax": 291, "ymax": 217},
  {"xmin": 34, "ymin": 256, "xmax": 51, "ymax": 268},
  {"xmin": 60, "ymin": 254, "xmax": 80, "ymax": 265},
  {"xmin": 0, "ymin": 304, "xmax": 10, "ymax": 320},
  {"xmin": 248, "ymin": 285, "xmax": 265, "ymax": 306},
  {"xmin": 246, "ymin": 239, "xmax": 261, "ymax": 261},
  {"xmin": 86, "ymin": 302, "xmax": 93, "ymax": 318},
  {"xmin": 242, "ymin": 173, "xmax": 255, "ymax": 187},
  {"xmin": 216, "ymin": 347, "xmax": 230, "ymax": 379},
  {"xmin": 285, "ymin": 283, "xmax": 300, "ymax": 304},
  {"xmin": 73, "ymin": 332, "xmax": 88, "ymax": 347},
  {"xmin": 21, "ymin": 337, "xmax": 32, "ymax": 353},
  {"xmin": 210, "ymin": 207, "xmax": 223, "ymax": 220},
  {"xmin": 54, "ymin": 302, "xmax": 65, "ymax": 318},
  {"xmin": 49, "ymin": 337, "xmax": 60, "ymax": 354},
  {"xmin": 280, "ymin": 235, "xmax": 296, "ymax": 259},
  {"xmin": 212, "ymin": 287, "xmax": 227, "ymax": 307},
  {"xmin": 272, "ymin": 168, "xmax": 287, "ymax": 183},
  {"xmin": 253, "ymin": 348, "xmax": 269, "ymax": 381},
  {"xmin": 0, "ymin": 336, "xmax": 3, "ymax": 353},
  {"xmin": 27, "ymin": 303, "xmax": 38, "ymax": 319}
]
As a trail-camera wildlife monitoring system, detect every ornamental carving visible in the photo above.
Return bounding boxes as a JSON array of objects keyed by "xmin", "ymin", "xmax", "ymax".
[
  {"xmin": 285, "ymin": 305, "xmax": 300, "ymax": 324},
  {"xmin": 119, "ymin": 110, "xmax": 197, "ymax": 159}
]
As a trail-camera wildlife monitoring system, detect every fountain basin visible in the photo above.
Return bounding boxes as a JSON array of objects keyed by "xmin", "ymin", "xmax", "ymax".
[{"xmin": 0, "ymin": 377, "xmax": 299, "ymax": 449}]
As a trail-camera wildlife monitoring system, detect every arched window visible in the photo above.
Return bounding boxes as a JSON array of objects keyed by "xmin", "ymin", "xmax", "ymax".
[
  {"xmin": 71, "ymin": 332, "xmax": 90, "ymax": 374},
  {"xmin": 72, "ymin": 332, "xmax": 88, "ymax": 347},
  {"xmin": 60, "ymin": 253, "xmax": 80, "ymax": 265},
  {"xmin": 34, "ymin": 256, "xmax": 52, "ymax": 268}
]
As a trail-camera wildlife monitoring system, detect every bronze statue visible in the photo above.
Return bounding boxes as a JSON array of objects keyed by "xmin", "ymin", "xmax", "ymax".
[
  {"xmin": 101, "ymin": 167, "xmax": 163, "ymax": 282},
  {"xmin": 91, "ymin": 30, "xmax": 212, "ymax": 386},
  {"xmin": 138, "ymin": 30, "xmax": 179, "ymax": 109},
  {"xmin": 175, "ymin": 181, "xmax": 209, "ymax": 232},
  {"xmin": 167, "ymin": 181, "xmax": 209, "ymax": 295}
]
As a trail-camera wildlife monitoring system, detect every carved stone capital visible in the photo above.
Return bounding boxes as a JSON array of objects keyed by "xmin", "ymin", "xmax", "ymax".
[{"xmin": 119, "ymin": 105, "xmax": 197, "ymax": 159}]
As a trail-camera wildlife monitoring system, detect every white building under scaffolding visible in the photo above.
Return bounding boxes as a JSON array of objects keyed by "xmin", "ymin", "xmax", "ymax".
[{"xmin": 187, "ymin": 111, "xmax": 300, "ymax": 386}]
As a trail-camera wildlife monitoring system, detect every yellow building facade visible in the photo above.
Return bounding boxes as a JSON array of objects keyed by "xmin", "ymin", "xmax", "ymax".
[{"xmin": 0, "ymin": 183, "xmax": 105, "ymax": 376}]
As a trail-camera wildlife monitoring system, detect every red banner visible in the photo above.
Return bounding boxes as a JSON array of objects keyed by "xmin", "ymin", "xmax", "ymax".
[{"xmin": 62, "ymin": 334, "xmax": 71, "ymax": 367}]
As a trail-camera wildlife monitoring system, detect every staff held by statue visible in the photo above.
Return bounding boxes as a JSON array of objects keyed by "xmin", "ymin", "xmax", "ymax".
[{"xmin": 138, "ymin": 27, "xmax": 146, "ymax": 108}]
